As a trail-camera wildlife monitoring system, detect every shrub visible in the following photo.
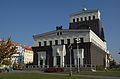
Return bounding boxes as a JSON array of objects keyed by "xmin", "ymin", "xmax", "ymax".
[
  {"xmin": 96, "ymin": 65, "xmax": 105, "ymax": 70},
  {"xmin": 44, "ymin": 67, "xmax": 64, "ymax": 73},
  {"xmin": 111, "ymin": 68, "xmax": 120, "ymax": 71}
]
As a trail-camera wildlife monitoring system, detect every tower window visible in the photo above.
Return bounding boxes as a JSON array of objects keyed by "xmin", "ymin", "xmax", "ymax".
[
  {"xmin": 57, "ymin": 32, "xmax": 62, "ymax": 36},
  {"xmin": 81, "ymin": 17, "xmax": 83, "ymax": 21},
  {"xmin": 77, "ymin": 18, "xmax": 79, "ymax": 22},
  {"xmin": 88, "ymin": 16, "xmax": 91, "ymax": 20},
  {"xmin": 84, "ymin": 17, "xmax": 87, "ymax": 21},
  {"xmin": 44, "ymin": 41, "xmax": 47, "ymax": 46},
  {"xmin": 93, "ymin": 16, "xmax": 95, "ymax": 19},
  {"xmin": 39, "ymin": 42, "xmax": 41, "ymax": 47},
  {"xmin": 49, "ymin": 41, "xmax": 52, "ymax": 46},
  {"xmin": 61, "ymin": 39, "xmax": 64, "ymax": 45},
  {"xmin": 57, "ymin": 32, "xmax": 59, "ymax": 35},
  {"xmin": 73, "ymin": 19, "xmax": 75, "ymax": 22},
  {"xmin": 60, "ymin": 32, "xmax": 62, "ymax": 35},
  {"xmin": 55, "ymin": 40, "xmax": 58, "ymax": 45}
]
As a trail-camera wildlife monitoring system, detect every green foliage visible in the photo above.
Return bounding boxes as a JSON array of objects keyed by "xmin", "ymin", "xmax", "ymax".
[
  {"xmin": 2, "ymin": 59, "xmax": 12, "ymax": 65},
  {"xmin": 44, "ymin": 67, "xmax": 64, "ymax": 72},
  {"xmin": 96, "ymin": 65, "xmax": 105, "ymax": 70},
  {"xmin": 109, "ymin": 60, "xmax": 117, "ymax": 68},
  {"xmin": 18, "ymin": 63, "xmax": 25, "ymax": 69},
  {"xmin": 13, "ymin": 63, "xmax": 18, "ymax": 69},
  {"xmin": 110, "ymin": 68, "xmax": 120, "ymax": 71},
  {"xmin": 13, "ymin": 63, "xmax": 25, "ymax": 70}
]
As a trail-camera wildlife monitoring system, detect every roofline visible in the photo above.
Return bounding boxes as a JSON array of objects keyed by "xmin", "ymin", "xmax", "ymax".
[
  {"xmin": 33, "ymin": 29, "xmax": 91, "ymax": 38},
  {"xmin": 70, "ymin": 9, "xmax": 100, "ymax": 17}
]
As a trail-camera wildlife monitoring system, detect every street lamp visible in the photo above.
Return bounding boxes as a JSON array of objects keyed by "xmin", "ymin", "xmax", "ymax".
[
  {"xmin": 76, "ymin": 38, "xmax": 81, "ymax": 73},
  {"xmin": 68, "ymin": 44, "xmax": 72, "ymax": 76}
]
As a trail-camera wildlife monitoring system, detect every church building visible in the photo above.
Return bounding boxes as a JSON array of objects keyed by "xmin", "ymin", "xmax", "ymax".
[{"xmin": 32, "ymin": 8, "xmax": 109, "ymax": 68}]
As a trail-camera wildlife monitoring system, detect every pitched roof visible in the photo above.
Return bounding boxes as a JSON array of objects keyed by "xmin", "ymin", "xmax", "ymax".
[{"xmin": 22, "ymin": 45, "xmax": 32, "ymax": 51}]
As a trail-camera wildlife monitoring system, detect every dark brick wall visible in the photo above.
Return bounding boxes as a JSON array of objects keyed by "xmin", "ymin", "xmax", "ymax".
[
  {"xmin": 32, "ymin": 46, "xmax": 53, "ymax": 67},
  {"xmin": 90, "ymin": 43, "xmax": 106, "ymax": 66},
  {"xmin": 32, "ymin": 42, "xmax": 106, "ymax": 67},
  {"xmin": 69, "ymin": 19, "xmax": 105, "ymax": 41}
]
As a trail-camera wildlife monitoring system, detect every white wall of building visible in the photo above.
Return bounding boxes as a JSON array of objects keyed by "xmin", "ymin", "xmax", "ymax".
[
  {"xmin": 33, "ymin": 30, "xmax": 90, "ymax": 47},
  {"xmin": 90, "ymin": 30, "xmax": 107, "ymax": 51},
  {"xmin": 33, "ymin": 29, "xmax": 107, "ymax": 53}
]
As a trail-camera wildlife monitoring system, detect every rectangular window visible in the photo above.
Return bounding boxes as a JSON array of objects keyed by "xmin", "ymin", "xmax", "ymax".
[
  {"xmin": 61, "ymin": 39, "xmax": 64, "ymax": 45},
  {"xmin": 85, "ymin": 17, "xmax": 87, "ymax": 21},
  {"xmin": 73, "ymin": 19, "xmax": 75, "ymax": 22},
  {"xmin": 49, "ymin": 41, "xmax": 52, "ymax": 46},
  {"xmin": 67, "ymin": 39, "xmax": 70, "ymax": 44},
  {"xmin": 88, "ymin": 16, "xmax": 91, "ymax": 20},
  {"xmin": 93, "ymin": 16, "xmax": 95, "ymax": 19},
  {"xmin": 77, "ymin": 18, "xmax": 79, "ymax": 22},
  {"xmin": 39, "ymin": 42, "xmax": 41, "ymax": 47},
  {"xmin": 60, "ymin": 32, "xmax": 62, "ymax": 35},
  {"xmin": 80, "ymin": 38, "xmax": 84, "ymax": 43},
  {"xmin": 57, "ymin": 32, "xmax": 59, "ymax": 35},
  {"xmin": 44, "ymin": 41, "xmax": 47, "ymax": 46},
  {"xmin": 55, "ymin": 40, "xmax": 58, "ymax": 45},
  {"xmin": 81, "ymin": 17, "xmax": 83, "ymax": 21}
]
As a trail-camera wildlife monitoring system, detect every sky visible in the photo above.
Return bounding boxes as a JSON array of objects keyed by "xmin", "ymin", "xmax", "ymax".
[{"xmin": 0, "ymin": 0, "xmax": 120, "ymax": 62}]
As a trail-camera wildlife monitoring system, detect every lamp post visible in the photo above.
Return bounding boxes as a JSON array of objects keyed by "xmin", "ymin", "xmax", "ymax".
[
  {"xmin": 68, "ymin": 44, "xmax": 72, "ymax": 76},
  {"xmin": 76, "ymin": 38, "xmax": 81, "ymax": 73}
]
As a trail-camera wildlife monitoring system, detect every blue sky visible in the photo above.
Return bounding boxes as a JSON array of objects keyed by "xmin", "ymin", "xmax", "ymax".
[{"xmin": 0, "ymin": 0, "xmax": 120, "ymax": 62}]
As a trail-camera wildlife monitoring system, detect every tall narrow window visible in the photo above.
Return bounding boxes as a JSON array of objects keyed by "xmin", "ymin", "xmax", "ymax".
[
  {"xmin": 61, "ymin": 39, "xmax": 64, "ymax": 45},
  {"xmin": 84, "ymin": 17, "xmax": 87, "ymax": 21},
  {"xmin": 49, "ymin": 41, "xmax": 52, "ymax": 46},
  {"xmin": 93, "ymin": 16, "xmax": 95, "ymax": 19},
  {"xmin": 60, "ymin": 32, "xmax": 62, "ymax": 35},
  {"xmin": 44, "ymin": 41, "xmax": 47, "ymax": 46},
  {"xmin": 88, "ymin": 16, "xmax": 91, "ymax": 20},
  {"xmin": 80, "ymin": 38, "xmax": 84, "ymax": 43},
  {"xmin": 55, "ymin": 40, "xmax": 58, "ymax": 45},
  {"xmin": 67, "ymin": 39, "xmax": 70, "ymax": 44},
  {"xmin": 73, "ymin": 19, "xmax": 75, "ymax": 22},
  {"xmin": 39, "ymin": 42, "xmax": 41, "ymax": 47},
  {"xmin": 81, "ymin": 17, "xmax": 83, "ymax": 21},
  {"xmin": 77, "ymin": 18, "xmax": 79, "ymax": 22},
  {"xmin": 57, "ymin": 32, "xmax": 59, "ymax": 35}
]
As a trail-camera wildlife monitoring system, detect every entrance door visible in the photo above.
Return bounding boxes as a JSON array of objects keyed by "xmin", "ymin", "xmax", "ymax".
[
  {"xmin": 40, "ymin": 60, "xmax": 43, "ymax": 65},
  {"xmin": 56, "ymin": 56, "xmax": 60, "ymax": 67}
]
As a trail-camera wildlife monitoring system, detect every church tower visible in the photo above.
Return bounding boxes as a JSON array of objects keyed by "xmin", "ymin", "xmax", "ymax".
[
  {"xmin": 32, "ymin": 8, "xmax": 109, "ymax": 69},
  {"xmin": 69, "ymin": 8, "xmax": 105, "ymax": 41}
]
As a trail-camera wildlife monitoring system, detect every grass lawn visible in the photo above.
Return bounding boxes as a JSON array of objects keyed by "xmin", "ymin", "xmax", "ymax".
[
  {"xmin": 65, "ymin": 71, "xmax": 120, "ymax": 77},
  {"xmin": 0, "ymin": 72, "xmax": 102, "ymax": 79}
]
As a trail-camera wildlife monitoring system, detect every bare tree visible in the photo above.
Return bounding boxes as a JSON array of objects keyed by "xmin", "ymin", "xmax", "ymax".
[{"xmin": 0, "ymin": 38, "xmax": 17, "ymax": 64}]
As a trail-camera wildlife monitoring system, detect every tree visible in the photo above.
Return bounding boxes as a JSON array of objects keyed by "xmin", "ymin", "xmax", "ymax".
[
  {"xmin": 2, "ymin": 59, "xmax": 12, "ymax": 66},
  {"xmin": 0, "ymin": 38, "xmax": 17, "ymax": 64},
  {"xmin": 109, "ymin": 59, "xmax": 116, "ymax": 68}
]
